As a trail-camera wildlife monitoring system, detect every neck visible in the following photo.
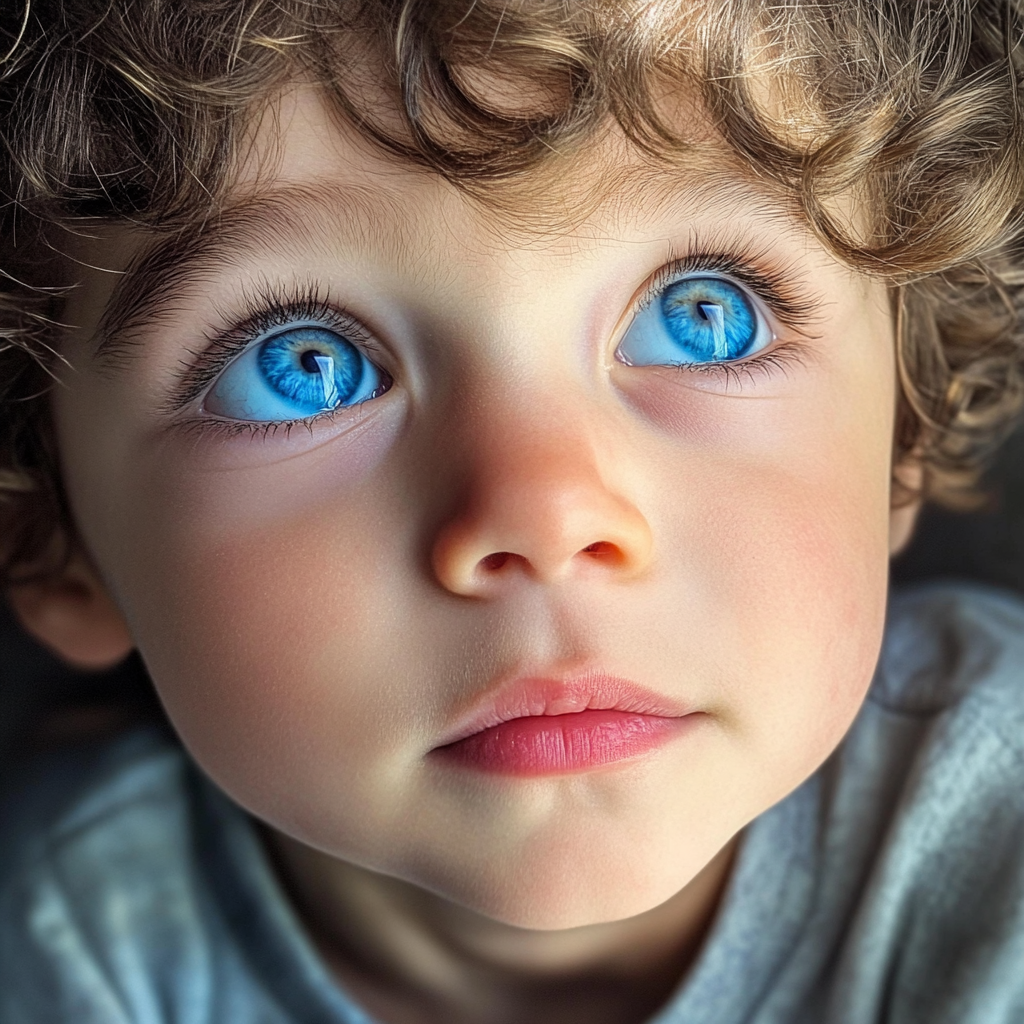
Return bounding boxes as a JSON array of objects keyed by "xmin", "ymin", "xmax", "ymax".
[{"xmin": 262, "ymin": 829, "xmax": 739, "ymax": 1024}]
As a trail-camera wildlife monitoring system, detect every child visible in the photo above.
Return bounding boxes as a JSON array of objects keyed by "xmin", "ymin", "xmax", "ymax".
[{"xmin": 2, "ymin": 0, "xmax": 1024, "ymax": 1021}]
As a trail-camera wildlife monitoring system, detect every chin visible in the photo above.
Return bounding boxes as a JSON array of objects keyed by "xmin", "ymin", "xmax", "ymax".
[
  {"xmin": 472, "ymin": 894, "xmax": 672, "ymax": 932},
  {"xmin": 459, "ymin": 871, "xmax": 692, "ymax": 932},
  {"xmin": 414, "ymin": 835, "xmax": 715, "ymax": 932}
]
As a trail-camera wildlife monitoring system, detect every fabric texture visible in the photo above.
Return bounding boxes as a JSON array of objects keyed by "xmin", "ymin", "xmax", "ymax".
[{"xmin": 2, "ymin": 582, "xmax": 1023, "ymax": 1024}]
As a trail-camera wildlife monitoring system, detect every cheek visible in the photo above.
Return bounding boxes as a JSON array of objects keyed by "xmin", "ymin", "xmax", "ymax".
[
  {"xmin": 683, "ymin": 467, "xmax": 886, "ymax": 794},
  {"xmin": 77, "ymin": 413, "xmax": 417, "ymax": 810},
  {"xmin": 635, "ymin": 359, "xmax": 894, "ymax": 782},
  {"xmin": 718, "ymin": 466, "xmax": 887, "ymax": 729},
  {"xmin": 142, "ymin": 513, "xmax": 386, "ymax": 782}
]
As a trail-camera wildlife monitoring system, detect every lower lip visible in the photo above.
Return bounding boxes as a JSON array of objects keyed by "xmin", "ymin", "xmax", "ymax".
[{"xmin": 434, "ymin": 709, "xmax": 691, "ymax": 776}]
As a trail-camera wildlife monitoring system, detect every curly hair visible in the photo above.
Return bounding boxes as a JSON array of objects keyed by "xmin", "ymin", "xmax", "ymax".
[{"xmin": 2, "ymin": 0, "xmax": 1024, "ymax": 581}]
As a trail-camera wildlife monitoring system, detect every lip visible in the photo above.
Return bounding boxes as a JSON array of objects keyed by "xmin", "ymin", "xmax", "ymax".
[{"xmin": 432, "ymin": 673, "xmax": 698, "ymax": 777}]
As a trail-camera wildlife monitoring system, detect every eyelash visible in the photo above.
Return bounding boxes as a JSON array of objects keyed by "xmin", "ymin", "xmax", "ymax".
[
  {"xmin": 633, "ymin": 247, "xmax": 819, "ymax": 388},
  {"xmin": 171, "ymin": 247, "xmax": 818, "ymax": 438},
  {"xmin": 168, "ymin": 282, "xmax": 384, "ymax": 438}
]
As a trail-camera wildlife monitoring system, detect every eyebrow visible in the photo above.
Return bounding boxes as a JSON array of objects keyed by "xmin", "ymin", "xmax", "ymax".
[
  {"xmin": 92, "ymin": 166, "xmax": 811, "ymax": 369},
  {"xmin": 93, "ymin": 181, "xmax": 400, "ymax": 369}
]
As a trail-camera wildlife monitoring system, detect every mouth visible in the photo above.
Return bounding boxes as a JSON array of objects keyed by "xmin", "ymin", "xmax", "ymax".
[{"xmin": 431, "ymin": 673, "xmax": 698, "ymax": 777}]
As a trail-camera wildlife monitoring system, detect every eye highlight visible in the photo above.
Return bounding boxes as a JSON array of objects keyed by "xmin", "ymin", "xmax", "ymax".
[
  {"xmin": 617, "ymin": 274, "xmax": 772, "ymax": 368},
  {"xmin": 204, "ymin": 323, "xmax": 389, "ymax": 422}
]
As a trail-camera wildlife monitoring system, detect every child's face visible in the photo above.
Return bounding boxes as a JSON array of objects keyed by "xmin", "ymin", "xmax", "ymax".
[{"xmin": 49, "ymin": 82, "xmax": 908, "ymax": 929}]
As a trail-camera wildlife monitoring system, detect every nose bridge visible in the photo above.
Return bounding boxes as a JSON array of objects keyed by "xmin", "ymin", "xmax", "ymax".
[
  {"xmin": 429, "ymin": 387, "xmax": 654, "ymax": 594},
  {"xmin": 470, "ymin": 408, "xmax": 607, "ymax": 542}
]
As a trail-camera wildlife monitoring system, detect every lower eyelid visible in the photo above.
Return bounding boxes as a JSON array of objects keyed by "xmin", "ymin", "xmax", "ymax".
[
  {"xmin": 617, "ymin": 274, "xmax": 775, "ymax": 370},
  {"xmin": 171, "ymin": 294, "xmax": 389, "ymax": 411},
  {"xmin": 197, "ymin": 324, "xmax": 391, "ymax": 424},
  {"xmin": 671, "ymin": 342, "xmax": 811, "ymax": 386},
  {"xmin": 173, "ymin": 388, "xmax": 389, "ymax": 443}
]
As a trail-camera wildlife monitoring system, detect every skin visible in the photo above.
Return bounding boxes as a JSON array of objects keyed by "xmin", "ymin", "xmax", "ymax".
[{"xmin": 11, "ymin": 82, "xmax": 921, "ymax": 1024}]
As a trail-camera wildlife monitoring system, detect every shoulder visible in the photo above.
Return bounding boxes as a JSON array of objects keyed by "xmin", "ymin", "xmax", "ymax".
[
  {"xmin": 861, "ymin": 580, "xmax": 1024, "ymax": 850},
  {"xmin": 823, "ymin": 582, "xmax": 1024, "ymax": 1022},
  {"xmin": 870, "ymin": 581, "xmax": 1024, "ymax": 754},
  {"xmin": 0, "ymin": 724, "xmax": 189, "ymax": 869},
  {"xmin": 0, "ymin": 725, "xmax": 192, "ymax": 879},
  {"xmin": 0, "ymin": 727, "xmax": 350, "ymax": 1024},
  {"xmin": 0, "ymin": 728, "xmax": 216, "ymax": 1023}
]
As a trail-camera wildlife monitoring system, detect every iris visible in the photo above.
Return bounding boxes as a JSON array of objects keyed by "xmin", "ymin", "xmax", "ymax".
[
  {"xmin": 617, "ymin": 275, "xmax": 769, "ymax": 368},
  {"xmin": 206, "ymin": 326, "xmax": 387, "ymax": 421}
]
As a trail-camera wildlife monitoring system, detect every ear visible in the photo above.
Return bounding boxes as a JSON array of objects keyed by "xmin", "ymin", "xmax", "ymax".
[
  {"xmin": 6, "ymin": 552, "xmax": 133, "ymax": 671},
  {"xmin": 889, "ymin": 454, "xmax": 924, "ymax": 557}
]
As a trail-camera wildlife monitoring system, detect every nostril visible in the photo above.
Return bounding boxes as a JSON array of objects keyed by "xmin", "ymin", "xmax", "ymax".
[
  {"xmin": 465, "ymin": 537, "xmax": 636, "ymax": 587},
  {"xmin": 480, "ymin": 551, "xmax": 512, "ymax": 572}
]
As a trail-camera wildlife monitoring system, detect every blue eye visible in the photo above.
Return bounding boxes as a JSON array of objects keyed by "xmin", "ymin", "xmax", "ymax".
[
  {"xmin": 204, "ymin": 325, "xmax": 389, "ymax": 421},
  {"xmin": 616, "ymin": 275, "xmax": 771, "ymax": 367}
]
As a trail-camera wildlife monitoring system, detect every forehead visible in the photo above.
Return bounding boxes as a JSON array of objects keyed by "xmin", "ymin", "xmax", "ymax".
[
  {"xmin": 60, "ymin": 78, "xmax": 858, "ymax": 363},
  {"xmin": 233, "ymin": 79, "xmax": 799, "ymax": 238}
]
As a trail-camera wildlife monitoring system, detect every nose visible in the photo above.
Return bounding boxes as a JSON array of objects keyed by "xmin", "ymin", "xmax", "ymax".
[{"xmin": 430, "ymin": 410, "xmax": 654, "ymax": 596}]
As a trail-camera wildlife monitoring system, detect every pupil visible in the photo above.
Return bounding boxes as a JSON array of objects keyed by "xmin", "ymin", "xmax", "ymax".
[{"xmin": 300, "ymin": 349, "xmax": 324, "ymax": 373}]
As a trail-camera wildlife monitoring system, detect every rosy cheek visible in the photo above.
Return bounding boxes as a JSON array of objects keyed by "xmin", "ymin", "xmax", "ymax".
[
  {"xmin": 623, "ymin": 366, "xmax": 893, "ymax": 771},
  {"xmin": 129, "ymin": 504, "xmax": 408, "ymax": 811},
  {"xmin": 99, "ymin": 410, "xmax": 407, "ymax": 784}
]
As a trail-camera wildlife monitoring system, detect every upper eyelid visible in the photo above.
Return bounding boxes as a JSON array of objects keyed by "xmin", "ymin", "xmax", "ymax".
[
  {"xmin": 169, "ymin": 251, "xmax": 815, "ymax": 412},
  {"xmin": 635, "ymin": 266, "xmax": 770, "ymax": 330},
  {"xmin": 212, "ymin": 296, "xmax": 381, "ymax": 354},
  {"xmin": 636, "ymin": 253, "xmax": 819, "ymax": 333},
  {"xmin": 168, "ymin": 290, "xmax": 385, "ymax": 413}
]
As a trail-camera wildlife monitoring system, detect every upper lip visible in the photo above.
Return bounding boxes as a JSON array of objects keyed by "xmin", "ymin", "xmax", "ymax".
[{"xmin": 435, "ymin": 670, "xmax": 695, "ymax": 748}]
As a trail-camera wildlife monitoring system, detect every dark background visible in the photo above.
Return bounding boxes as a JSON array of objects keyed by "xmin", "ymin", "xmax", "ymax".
[{"xmin": 6, "ymin": 426, "xmax": 1024, "ymax": 787}]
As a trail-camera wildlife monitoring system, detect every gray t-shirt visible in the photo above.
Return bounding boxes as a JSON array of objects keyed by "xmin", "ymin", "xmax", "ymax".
[{"xmin": 2, "ymin": 583, "xmax": 1024, "ymax": 1024}]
